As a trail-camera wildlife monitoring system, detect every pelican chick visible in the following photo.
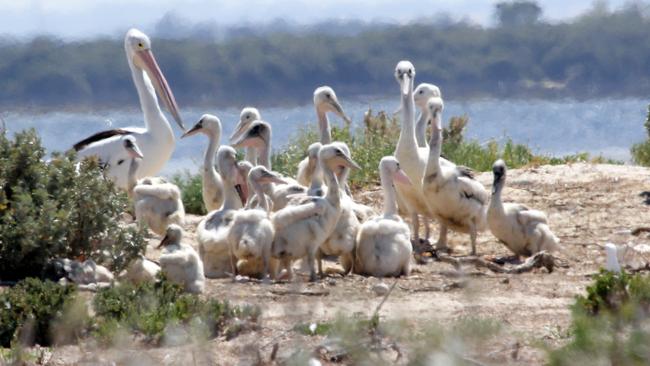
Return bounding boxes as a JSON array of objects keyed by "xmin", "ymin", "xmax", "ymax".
[
  {"xmin": 422, "ymin": 97, "xmax": 488, "ymax": 255},
  {"xmin": 355, "ymin": 157, "xmax": 413, "ymax": 277},
  {"xmin": 196, "ymin": 146, "xmax": 249, "ymax": 278},
  {"xmin": 488, "ymin": 159, "xmax": 560, "ymax": 257},
  {"xmin": 271, "ymin": 144, "xmax": 359, "ymax": 282},
  {"xmin": 158, "ymin": 225, "xmax": 205, "ymax": 294},
  {"xmin": 228, "ymin": 166, "xmax": 286, "ymax": 280},
  {"xmin": 230, "ymin": 107, "xmax": 262, "ymax": 165},
  {"xmin": 181, "ymin": 114, "xmax": 224, "ymax": 212}
]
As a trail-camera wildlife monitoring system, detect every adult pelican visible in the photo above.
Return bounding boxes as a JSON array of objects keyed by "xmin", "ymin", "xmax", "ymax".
[{"xmin": 73, "ymin": 28, "xmax": 185, "ymax": 189}]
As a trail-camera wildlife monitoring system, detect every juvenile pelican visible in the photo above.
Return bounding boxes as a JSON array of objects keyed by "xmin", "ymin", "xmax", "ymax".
[
  {"xmin": 230, "ymin": 107, "xmax": 262, "ymax": 164},
  {"xmin": 73, "ymin": 29, "xmax": 185, "ymax": 190},
  {"xmin": 413, "ymin": 83, "xmax": 441, "ymax": 148},
  {"xmin": 181, "ymin": 114, "xmax": 224, "ymax": 212}
]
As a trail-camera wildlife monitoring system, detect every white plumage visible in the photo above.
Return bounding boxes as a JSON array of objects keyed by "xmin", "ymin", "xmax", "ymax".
[
  {"xmin": 73, "ymin": 29, "xmax": 185, "ymax": 190},
  {"xmin": 132, "ymin": 178, "xmax": 185, "ymax": 236},
  {"xmin": 271, "ymin": 144, "xmax": 359, "ymax": 282},
  {"xmin": 487, "ymin": 159, "xmax": 560, "ymax": 256},
  {"xmin": 158, "ymin": 225, "xmax": 205, "ymax": 294},
  {"xmin": 413, "ymin": 83, "xmax": 441, "ymax": 148},
  {"xmin": 119, "ymin": 255, "xmax": 161, "ymax": 284},
  {"xmin": 196, "ymin": 146, "xmax": 249, "ymax": 278},
  {"xmin": 230, "ymin": 107, "xmax": 262, "ymax": 165},
  {"xmin": 355, "ymin": 157, "xmax": 413, "ymax": 277}
]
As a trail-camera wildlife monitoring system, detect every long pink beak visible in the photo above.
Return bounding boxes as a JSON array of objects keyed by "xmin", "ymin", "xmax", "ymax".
[
  {"xmin": 393, "ymin": 169, "xmax": 412, "ymax": 186},
  {"xmin": 135, "ymin": 49, "xmax": 185, "ymax": 131}
]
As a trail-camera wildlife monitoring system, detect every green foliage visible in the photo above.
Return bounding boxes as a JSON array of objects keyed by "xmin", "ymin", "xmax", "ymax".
[
  {"xmin": 172, "ymin": 170, "xmax": 206, "ymax": 215},
  {"xmin": 0, "ymin": 129, "xmax": 146, "ymax": 280},
  {"xmin": 631, "ymin": 105, "xmax": 650, "ymax": 166},
  {"xmin": 93, "ymin": 275, "xmax": 260, "ymax": 345},
  {"xmin": 0, "ymin": 278, "xmax": 78, "ymax": 347},
  {"xmin": 548, "ymin": 271, "xmax": 650, "ymax": 365},
  {"xmin": 0, "ymin": 4, "xmax": 650, "ymax": 107}
]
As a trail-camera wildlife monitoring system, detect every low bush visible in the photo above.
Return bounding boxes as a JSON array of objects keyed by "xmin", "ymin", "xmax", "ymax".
[
  {"xmin": 0, "ymin": 278, "xmax": 79, "ymax": 347},
  {"xmin": 172, "ymin": 170, "xmax": 206, "ymax": 215},
  {"xmin": 93, "ymin": 275, "xmax": 260, "ymax": 345},
  {"xmin": 631, "ymin": 105, "xmax": 650, "ymax": 166},
  {"xmin": 548, "ymin": 270, "xmax": 650, "ymax": 365},
  {"xmin": 0, "ymin": 129, "xmax": 147, "ymax": 280}
]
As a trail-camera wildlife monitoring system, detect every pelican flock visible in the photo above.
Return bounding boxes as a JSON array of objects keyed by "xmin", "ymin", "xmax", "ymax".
[{"xmin": 67, "ymin": 28, "xmax": 572, "ymax": 291}]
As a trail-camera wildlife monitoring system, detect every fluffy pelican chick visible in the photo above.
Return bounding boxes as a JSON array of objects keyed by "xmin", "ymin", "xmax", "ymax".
[
  {"xmin": 355, "ymin": 157, "xmax": 413, "ymax": 277},
  {"xmin": 158, "ymin": 225, "xmax": 205, "ymax": 293},
  {"xmin": 271, "ymin": 144, "xmax": 359, "ymax": 282},
  {"xmin": 196, "ymin": 146, "xmax": 250, "ymax": 278},
  {"xmin": 488, "ymin": 159, "xmax": 560, "ymax": 257},
  {"xmin": 228, "ymin": 167, "xmax": 285, "ymax": 280}
]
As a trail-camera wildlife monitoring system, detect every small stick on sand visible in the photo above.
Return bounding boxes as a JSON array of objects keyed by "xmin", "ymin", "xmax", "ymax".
[{"xmin": 436, "ymin": 251, "xmax": 556, "ymax": 274}]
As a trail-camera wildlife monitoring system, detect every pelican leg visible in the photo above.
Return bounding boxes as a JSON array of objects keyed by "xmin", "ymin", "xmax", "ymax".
[
  {"xmin": 423, "ymin": 216, "xmax": 431, "ymax": 244},
  {"xmin": 469, "ymin": 223, "xmax": 477, "ymax": 256},
  {"xmin": 282, "ymin": 258, "xmax": 294, "ymax": 281},
  {"xmin": 411, "ymin": 213, "xmax": 420, "ymax": 243},
  {"xmin": 436, "ymin": 223, "xmax": 449, "ymax": 252},
  {"xmin": 317, "ymin": 249, "xmax": 324, "ymax": 278},
  {"xmin": 307, "ymin": 249, "xmax": 318, "ymax": 282}
]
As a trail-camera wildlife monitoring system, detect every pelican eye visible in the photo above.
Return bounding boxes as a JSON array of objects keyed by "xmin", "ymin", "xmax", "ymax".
[
  {"xmin": 326, "ymin": 94, "xmax": 331, "ymax": 98},
  {"xmin": 138, "ymin": 42, "xmax": 144, "ymax": 48},
  {"xmin": 419, "ymin": 90, "xmax": 423, "ymax": 94}
]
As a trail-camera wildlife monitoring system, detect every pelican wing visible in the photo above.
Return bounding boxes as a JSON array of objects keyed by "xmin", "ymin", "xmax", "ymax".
[
  {"xmin": 272, "ymin": 198, "xmax": 326, "ymax": 230},
  {"xmin": 458, "ymin": 176, "xmax": 488, "ymax": 206},
  {"xmin": 73, "ymin": 128, "xmax": 133, "ymax": 151},
  {"xmin": 133, "ymin": 183, "xmax": 181, "ymax": 201},
  {"xmin": 516, "ymin": 208, "xmax": 549, "ymax": 227}
]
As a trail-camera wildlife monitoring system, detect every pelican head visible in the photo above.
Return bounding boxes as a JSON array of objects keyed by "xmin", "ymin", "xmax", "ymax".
[
  {"xmin": 380, "ymin": 156, "xmax": 412, "ymax": 186},
  {"xmin": 230, "ymin": 107, "xmax": 261, "ymax": 141},
  {"xmin": 249, "ymin": 166, "xmax": 287, "ymax": 186},
  {"xmin": 124, "ymin": 28, "xmax": 185, "ymax": 131},
  {"xmin": 158, "ymin": 224, "xmax": 183, "ymax": 248},
  {"xmin": 307, "ymin": 142, "xmax": 322, "ymax": 160},
  {"xmin": 314, "ymin": 86, "xmax": 351, "ymax": 124},
  {"xmin": 395, "ymin": 60, "xmax": 415, "ymax": 96},
  {"xmin": 414, "ymin": 83, "xmax": 441, "ymax": 108},
  {"xmin": 426, "ymin": 97, "xmax": 444, "ymax": 129},
  {"xmin": 122, "ymin": 135, "xmax": 144, "ymax": 159},
  {"xmin": 492, "ymin": 159, "xmax": 507, "ymax": 194},
  {"xmin": 217, "ymin": 146, "xmax": 250, "ymax": 204},
  {"xmin": 319, "ymin": 143, "xmax": 360, "ymax": 171},
  {"xmin": 231, "ymin": 120, "xmax": 270, "ymax": 150},
  {"xmin": 181, "ymin": 114, "xmax": 222, "ymax": 140}
]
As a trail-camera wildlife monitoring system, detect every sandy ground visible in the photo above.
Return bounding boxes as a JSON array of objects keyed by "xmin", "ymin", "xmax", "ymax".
[{"xmin": 32, "ymin": 163, "xmax": 650, "ymax": 365}]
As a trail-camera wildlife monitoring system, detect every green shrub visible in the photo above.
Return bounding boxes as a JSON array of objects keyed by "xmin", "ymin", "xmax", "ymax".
[
  {"xmin": 93, "ymin": 276, "xmax": 260, "ymax": 345},
  {"xmin": 172, "ymin": 170, "xmax": 206, "ymax": 215},
  {"xmin": 0, "ymin": 278, "xmax": 79, "ymax": 347},
  {"xmin": 548, "ymin": 270, "xmax": 650, "ymax": 365},
  {"xmin": 631, "ymin": 105, "xmax": 650, "ymax": 166},
  {"xmin": 0, "ymin": 129, "xmax": 146, "ymax": 280}
]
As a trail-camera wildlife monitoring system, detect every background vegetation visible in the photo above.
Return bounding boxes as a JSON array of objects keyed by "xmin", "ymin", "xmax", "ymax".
[
  {"xmin": 0, "ymin": 129, "xmax": 146, "ymax": 280},
  {"xmin": 1, "ymin": 2, "xmax": 650, "ymax": 108}
]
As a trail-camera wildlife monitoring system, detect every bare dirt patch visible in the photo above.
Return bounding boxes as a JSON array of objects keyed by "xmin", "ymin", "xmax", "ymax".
[{"xmin": 39, "ymin": 164, "xmax": 650, "ymax": 365}]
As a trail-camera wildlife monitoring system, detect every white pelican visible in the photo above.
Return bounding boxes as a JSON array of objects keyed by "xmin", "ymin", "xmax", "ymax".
[
  {"xmin": 413, "ymin": 83, "xmax": 441, "ymax": 148},
  {"xmin": 73, "ymin": 28, "xmax": 185, "ymax": 190}
]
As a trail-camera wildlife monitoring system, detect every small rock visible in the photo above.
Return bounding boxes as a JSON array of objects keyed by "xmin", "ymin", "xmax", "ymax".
[
  {"xmin": 373, "ymin": 282, "xmax": 390, "ymax": 296},
  {"xmin": 327, "ymin": 278, "xmax": 336, "ymax": 286},
  {"xmin": 234, "ymin": 275, "xmax": 249, "ymax": 283},
  {"xmin": 308, "ymin": 358, "xmax": 322, "ymax": 366},
  {"xmin": 501, "ymin": 278, "xmax": 510, "ymax": 284}
]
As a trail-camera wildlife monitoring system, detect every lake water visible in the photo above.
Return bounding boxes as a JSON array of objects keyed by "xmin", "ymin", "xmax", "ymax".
[{"xmin": 3, "ymin": 97, "xmax": 647, "ymax": 176}]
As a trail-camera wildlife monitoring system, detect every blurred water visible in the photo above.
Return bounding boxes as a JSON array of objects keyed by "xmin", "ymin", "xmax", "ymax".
[{"xmin": 3, "ymin": 97, "xmax": 647, "ymax": 176}]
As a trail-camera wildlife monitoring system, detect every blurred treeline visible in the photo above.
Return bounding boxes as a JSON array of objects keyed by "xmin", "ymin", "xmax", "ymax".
[{"xmin": 1, "ymin": 1, "xmax": 650, "ymax": 108}]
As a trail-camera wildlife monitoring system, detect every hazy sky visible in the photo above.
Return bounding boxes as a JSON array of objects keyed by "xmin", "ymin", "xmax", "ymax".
[{"xmin": 0, "ymin": 0, "xmax": 634, "ymax": 39}]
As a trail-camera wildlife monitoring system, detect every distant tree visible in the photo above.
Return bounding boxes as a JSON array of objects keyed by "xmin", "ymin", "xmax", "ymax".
[{"xmin": 495, "ymin": 1, "xmax": 543, "ymax": 27}]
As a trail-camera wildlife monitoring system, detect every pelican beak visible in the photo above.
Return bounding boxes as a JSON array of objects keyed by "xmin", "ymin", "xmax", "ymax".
[
  {"xmin": 127, "ymin": 143, "xmax": 144, "ymax": 159},
  {"xmin": 330, "ymin": 99, "xmax": 351, "ymax": 124},
  {"xmin": 261, "ymin": 170, "xmax": 288, "ymax": 185},
  {"xmin": 393, "ymin": 168, "xmax": 412, "ymax": 186},
  {"xmin": 234, "ymin": 164, "xmax": 250, "ymax": 206},
  {"xmin": 181, "ymin": 121, "xmax": 203, "ymax": 138},
  {"xmin": 401, "ymin": 74, "xmax": 411, "ymax": 97},
  {"xmin": 157, "ymin": 233, "xmax": 170, "ymax": 249},
  {"xmin": 340, "ymin": 154, "xmax": 360, "ymax": 170},
  {"xmin": 229, "ymin": 120, "xmax": 249, "ymax": 141},
  {"xmin": 134, "ymin": 49, "xmax": 185, "ymax": 131},
  {"xmin": 232, "ymin": 129, "xmax": 260, "ymax": 149}
]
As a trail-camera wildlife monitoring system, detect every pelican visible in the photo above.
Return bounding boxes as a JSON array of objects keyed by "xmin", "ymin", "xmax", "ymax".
[
  {"xmin": 181, "ymin": 114, "xmax": 224, "ymax": 212},
  {"xmin": 296, "ymin": 86, "xmax": 351, "ymax": 187},
  {"xmin": 413, "ymin": 83, "xmax": 441, "ymax": 148},
  {"xmin": 73, "ymin": 28, "xmax": 185, "ymax": 190},
  {"xmin": 230, "ymin": 107, "xmax": 262, "ymax": 165}
]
